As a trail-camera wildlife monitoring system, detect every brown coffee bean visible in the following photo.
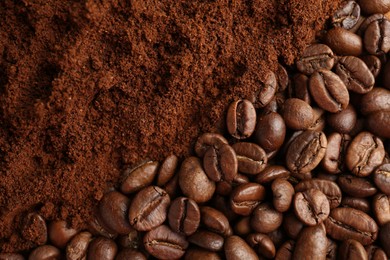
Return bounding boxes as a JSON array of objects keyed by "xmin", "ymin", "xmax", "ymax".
[
  {"xmin": 379, "ymin": 222, "xmax": 390, "ymax": 256},
  {"xmin": 309, "ymin": 69, "xmax": 349, "ymax": 113},
  {"xmin": 325, "ymin": 27, "xmax": 363, "ymax": 56},
  {"xmin": 374, "ymin": 164, "xmax": 390, "ymax": 194},
  {"xmin": 283, "ymin": 212, "xmax": 304, "ymax": 239},
  {"xmin": 275, "ymin": 240, "xmax": 295, "ymax": 260},
  {"xmin": 87, "ymin": 237, "xmax": 118, "ymax": 260},
  {"xmin": 282, "ymin": 98, "xmax": 315, "ymax": 130},
  {"xmin": 373, "ymin": 194, "xmax": 390, "ymax": 225},
  {"xmin": 251, "ymin": 203, "xmax": 283, "ymax": 233},
  {"xmin": 216, "ymin": 173, "xmax": 249, "ymax": 196},
  {"xmin": 364, "ymin": 16, "xmax": 390, "ymax": 55},
  {"xmin": 335, "ymin": 56, "xmax": 375, "ymax": 94},
  {"xmin": 48, "ymin": 220, "xmax": 78, "ymax": 249},
  {"xmin": 271, "ymin": 178, "xmax": 294, "ymax": 213},
  {"xmin": 255, "ymin": 165, "xmax": 290, "ymax": 184},
  {"xmin": 325, "ymin": 207, "xmax": 378, "ymax": 245},
  {"xmin": 341, "ymin": 197, "xmax": 371, "ymax": 213},
  {"xmin": 327, "ymin": 105, "xmax": 357, "ymax": 134},
  {"xmin": 290, "ymin": 73, "xmax": 312, "ymax": 104},
  {"xmin": 286, "ymin": 130, "xmax": 327, "ymax": 175},
  {"xmin": 66, "ymin": 231, "xmax": 92, "ymax": 260},
  {"xmin": 88, "ymin": 211, "xmax": 118, "ymax": 239},
  {"xmin": 129, "ymin": 186, "xmax": 170, "ymax": 231},
  {"xmin": 360, "ymin": 88, "xmax": 390, "ymax": 115},
  {"xmin": 230, "ymin": 183, "xmax": 266, "ymax": 216},
  {"xmin": 359, "ymin": 0, "xmax": 390, "ymax": 14},
  {"xmin": 194, "ymin": 133, "xmax": 228, "ymax": 157},
  {"xmin": 276, "ymin": 64, "xmax": 289, "ymax": 92},
  {"xmin": 322, "ymin": 133, "xmax": 351, "ymax": 174},
  {"xmin": 293, "ymin": 189, "xmax": 330, "ymax": 226},
  {"xmin": 294, "ymin": 179, "xmax": 342, "ymax": 208},
  {"xmin": 115, "ymin": 249, "xmax": 146, "ymax": 260},
  {"xmin": 346, "ymin": 131, "xmax": 385, "ymax": 177},
  {"xmin": 367, "ymin": 111, "xmax": 390, "ymax": 138},
  {"xmin": 231, "ymin": 142, "xmax": 267, "ymax": 175},
  {"xmin": 224, "ymin": 235, "xmax": 259, "ymax": 260},
  {"xmin": 168, "ymin": 197, "xmax": 200, "ymax": 236},
  {"xmin": 184, "ymin": 248, "xmax": 221, "ymax": 260},
  {"xmin": 251, "ymin": 70, "xmax": 277, "ymax": 108},
  {"xmin": 163, "ymin": 172, "xmax": 179, "ymax": 198},
  {"xmin": 179, "ymin": 157, "xmax": 215, "ymax": 203},
  {"xmin": 267, "ymin": 228, "xmax": 287, "ymax": 249},
  {"xmin": 117, "ymin": 229, "xmax": 139, "ymax": 249},
  {"xmin": 326, "ymin": 238, "xmax": 338, "ymax": 260},
  {"xmin": 188, "ymin": 230, "xmax": 224, "ymax": 252},
  {"xmin": 359, "ymin": 14, "xmax": 386, "ymax": 34},
  {"xmin": 21, "ymin": 213, "xmax": 47, "ymax": 246},
  {"xmin": 254, "ymin": 112, "xmax": 286, "ymax": 153},
  {"xmin": 98, "ymin": 191, "xmax": 132, "ymax": 235},
  {"xmin": 144, "ymin": 225, "xmax": 188, "ymax": 259},
  {"xmin": 29, "ymin": 245, "xmax": 61, "ymax": 260},
  {"xmin": 203, "ymin": 144, "xmax": 237, "ymax": 182},
  {"xmin": 120, "ymin": 161, "xmax": 159, "ymax": 194},
  {"xmin": 226, "ymin": 99, "xmax": 256, "ymax": 139},
  {"xmin": 317, "ymin": 171, "xmax": 339, "ymax": 182},
  {"xmin": 247, "ymin": 233, "xmax": 276, "ymax": 258},
  {"xmin": 309, "ymin": 108, "xmax": 326, "ymax": 133},
  {"xmin": 366, "ymin": 245, "xmax": 388, "ymax": 260},
  {"xmin": 338, "ymin": 175, "xmax": 377, "ymax": 197},
  {"xmin": 201, "ymin": 206, "xmax": 232, "ymax": 236},
  {"xmin": 331, "ymin": 1, "xmax": 361, "ymax": 30},
  {"xmin": 293, "ymin": 224, "xmax": 328, "ymax": 260},
  {"xmin": 338, "ymin": 239, "xmax": 368, "ymax": 260},
  {"xmin": 156, "ymin": 154, "xmax": 178, "ymax": 186},
  {"xmin": 212, "ymin": 195, "xmax": 238, "ymax": 222},
  {"xmin": 361, "ymin": 55, "xmax": 382, "ymax": 77},
  {"xmin": 234, "ymin": 217, "xmax": 251, "ymax": 236},
  {"xmin": 296, "ymin": 44, "xmax": 335, "ymax": 75}
]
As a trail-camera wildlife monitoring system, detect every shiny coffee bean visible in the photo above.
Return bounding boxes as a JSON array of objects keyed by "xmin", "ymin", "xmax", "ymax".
[
  {"xmin": 251, "ymin": 203, "xmax": 283, "ymax": 233},
  {"xmin": 327, "ymin": 105, "xmax": 357, "ymax": 134},
  {"xmin": 325, "ymin": 27, "xmax": 363, "ymax": 56},
  {"xmin": 254, "ymin": 112, "xmax": 286, "ymax": 153},
  {"xmin": 361, "ymin": 55, "xmax": 382, "ymax": 78},
  {"xmin": 179, "ymin": 157, "xmax": 215, "ymax": 203},
  {"xmin": 276, "ymin": 64, "xmax": 289, "ymax": 92},
  {"xmin": 364, "ymin": 17, "xmax": 390, "ymax": 55},
  {"xmin": 346, "ymin": 131, "xmax": 385, "ymax": 177},
  {"xmin": 156, "ymin": 154, "xmax": 178, "ymax": 186},
  {"xmin": 271, "ymin": 178, "xmax": 294, "ymax": 213},
  {"xmin": 87, "ymin": 237, "xmax": 118, "ymax": 260},
  {"xmin": 168, "ymin": 197, "xmax": 200, "ymax": 236},
  {"xmin": 144, "ymin": 225, "xmax": 188, "ymax": 259},
  {"xmin": 224, "ymin": 235, "xmax": 259, "ymax": 260},
  {"xmin": 255, "ymin": 165, "xmax": 290, "ymax": 184},
  {"xmin": 285, "ymin": 130, "xmax": 327, "ymax": 175},
  {"xmin": 230, "ymin": 183, "xmax": 266, "ymax": 216},
  {"xmin": 194, "ymin": 133, "xmax": 228, "ymax": 157},
  {"xmin": 309, "ymin": 69, "xmax": 349, "ymax": 113},
  {"xmin": 321, "ymin": 133, "xmax": 351, "ymax": 174},
  {"xmin": 293, "ymin": 189, "xmax": 330, "ymax": 226},
  {"xmin": 231, "ymin": 142, "xmax": 267, "ymax": 175},
  {"xmin": 293, "ymin": 224, "xmax": 327, "ymax": 260},
  {"xmin": 373, "ymin": 164, "xmax": 390, "ymax": 194},
  {"xmin": 360, "ymin": 88, "xmax": 390, "ymax": 115},
  {"xmin": 201, "ymin": 206, "xmax": 232, "ymax": 236},
  {"xmin": 308, "ymin": 107, "xmax": 326, "ymax": 131},
  {"xmin": 115, "ymin": 249, "xmax": 146, "ymax": 260},
  {"xmin": 290, "ymin": 73, "xmax": 312, "ymax": 104},
  {"xmin": 48, "ymin": 220, "xmax": 78, "ymax": 249},
  {"xmin": 378, "ymin": 222, "xmax": 390, "ymax": 257},
  {"xmin": 338, "ymin": 239, "xmax": 368, "ymax": 260},
  {"xmin": 188, "ymin": 230, "xmax": 224, "ymax": 252},
  {"xmin": 331, "ymin": 0, "xmax": 361, "ymax": 30},
  {"xmin": 341, "ymin": 197, "xmax": 371, "ymax": 213},
  {"xmin": 247, "ymin": 233, "xmax": 276, "ymax": 258},
  {"xmin": 203, "ymin": 144, "xmax": 237, "ymax": 182},
  {"xmin": 98, "ymin": 191, "xmax": 132, "ymax": 234},
  {"xmin": 29, "ymin": 245, "xmax": 61, "ymax": 260},
  {"xmin": 120, "ymin": 161, "xmax": 159, "ymax": 194},
  {"xmin": 359, "ymin": 0, "xmax": 390, "ymax": 14},
  {"xmin": 373, "ymin": 193, "xmax": 390, "ymax": 225},
  {"xmin": 338, "ymin": 175, "xmax": 377, "ymax": 197},
  {"xmin": 275, "ymin": 240, "xmax": 295, "ymax": 260},
  {"xmin": 335, "ymin": 56, "xmax": 375, "ymax": 94},
  {"xmin": 21, "ymin": 213, "xmax": 47, "ymax": 246},
  {"xmin": 66, "ymin": 231, "xmax": 92, "ymax": 260},
  {"xmin": 367, "ymin": 111, "xmax": 390, "ymax": 138},
  {"xmin": 296, "ymin": 44, "xmax": 335, "ymax": 75},
  {"xmin": 283, "ymin": 212, "xmax": 304, "ymax": 239},
  {"xmin": 234, "ymin": 217, "xmax": 251, "ymax": 236},
  {"xmin": 226, "ymin": 99, "xmax": 256, "ymax": 139},
  {"xmin": 325, "ymin": 207, "xmax": 378, "ymax": 245},
  {"xmin": 88, "ymin": 211, "xmax": 118, "ymax": 239},
  {"xmin": 129, "ymin": 186, "xmax": 170, "ymax": 231},
  {"xmin": 282, "ymin": 98, "xmax": 314, "ymax": 130},
  {"xmin": 184, "ymin": 248, "xmax": 221, "ymax": 260},
  {"xmin": 251, "ymin": 70, "xmax": 277, "ymax": 108},
  {"xmin": 366, "ymin": 245, "xmax": 388, "ymax": 260}
]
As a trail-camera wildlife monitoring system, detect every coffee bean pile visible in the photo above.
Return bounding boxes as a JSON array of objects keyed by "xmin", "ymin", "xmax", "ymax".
[{"xmin": 2, "ymin": 0, "xmax": 390, "ymax": 259}]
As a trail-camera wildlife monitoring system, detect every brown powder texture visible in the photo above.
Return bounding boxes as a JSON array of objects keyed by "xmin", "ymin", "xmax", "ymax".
[{"xmin": 0, "ymin": 0, "xmax": 341, "ymax": 252}]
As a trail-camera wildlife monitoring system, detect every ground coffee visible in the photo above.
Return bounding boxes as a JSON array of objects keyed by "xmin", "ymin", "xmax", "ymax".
[{"xmin": 0, "ymin": 0, "xmax": 341, "ymax": 252}]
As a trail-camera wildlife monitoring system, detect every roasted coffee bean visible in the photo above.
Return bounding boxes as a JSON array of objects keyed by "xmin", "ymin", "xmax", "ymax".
[
  {"xmin": 156, "ymin": 154, "xmax": 178, "ymax": 186},
  {"xmin": 317, "ymin": 171, "xmax": 339, "ymax": 182},
  {"xmin": 290, "ymin": 73, "xmax": 312, "ymax": 104},
  {"xmin": 179, "ymin": 157, "xmax": 215, "ymax": 203},
  {"xmin": 231, "ymin": 142, "xmax": 267, "ymax": 175},
  {"xmin": 331, "ymin": 0, "xmax": 361, "ymax": 30},
  {"xmin": 359, "ymin": 14, "xmax": 386, "ymax": 34},
  {"xmin": 326, "ymin": 238, "xmax": 338, "ymax": 260},
  {"xmin": 309, "ymin": 69, "xmax": 349, "ymax": 113},
  {"xmin": 285, "ymin": 130, "xmax": 327, "ymax": 175},
  {"xmin": 212, "ymin": 195, "xmax": 238, "ymax": 222},
  {"xmin": 120, "ymin": 161, "xmax": 159, "ymax": 194},
  {"xmin": 325, "ymin": 27, "xmax": 363, "ymax": 56},
  {"xmin": 359, "ymin": 0, "xmax": 390, "ymax": 14},
  {"xmin": 296, "ymin": 44, "xmax": 335, "ymax": 75},
  {"xmin": 276, "ymin": 64, "xmax": 289, "ymax": 92},
  {"xmin": 275, "ymin": 240, "xmax": 295, "ymax": 260},
  {"xmin": 367, "ymin": 111, "xmax": 390, "ymax": 138},
  {"xmin": 144, "ymin": 225, "xmax": 188, "ymax": 259},
  {"xmin": 251, "ymin": 203, "xmax": 283, "ymax": 233},
  {"xmin": 234, "ymin": 217, "xmax": 251, "ymax": 236},
  {"xmin": 341, "ymin": 197, "xmax": 371, "ymax": 213},
  {"xmin": 335, "ymin": 56, "xmax": 375, "ymax": 94},
  {"xmin": 378, "ymin": 222, "xmax": 390, "ymax": 257},
  {"xmin": 360, "ymin": 88, "xmax": 390, "ymax": 115},
  {"xmin": 322, "ymin": 133, "xmax": 351, "ymax": 174},
  {"xmin": 346, "ymin": 131, "xmax": 385, "ymax": 176},
  {"xmin": 188, "ymin": 230, "xmax": 224, "ymax": 252},
  {"xmin": 66, "ymin": 231, "xmax": 92, "ymax": 260},
  {"xmin": 168, "ymin": 197, "xmax": 200, "ymax": 236},
  {"xmin": 117, "ymin": 229, "xmax": 139, "ymax": 249},
  {"xmin": 327, "ymin": 105, "xmax": 357, "ymax": 134},
  {"xmin": 308, "ymin": 107, "xmax": 326, "ymax": 131},
  {"xmin": 267, "ymin": 228, "xmax": 287, "ymax": 249},
  {"xmin": 254, "ymin": 112, "xmax": 286, "ymax": 153},
  {"xmin": 226, "ymin": 99, "xmax": 256, "ymax": 139},
  {"xmin": 247, "ymin": 233, "xmax": 276, "ymax": 258},
  {"xmin": 87, "ymin": 237, "xmax": 117, "ymax": 260},
  {"xmin": 201, "ymin": 206, "xmax": 232, "ymax": 236},
  {"xmin": 338, "ymin": 239, "xmax": 368, "ymax": 260},
  {"xmin": 115, "ymin": 249, "xmax": 146, "ymax": 260},
  {"xmin": 293, "ymin": 224, "xmax": 327, "ymax": 260},
  {"xmin": 0, "ymin": 253, "xmax": 24, "ymax": 260},
  {"xmin": 366, "ymin": 245, "xmax": 388, "ymax": 260},
  {"xmin": 255, "ymin": 165, "xmax": 290, "ymax": 184},
  {"xmin": 230, "ymin": 183, "xmax": 266, "ymax": 216},
  {"xmin": 338, "ymin": 175, "xmax": 377, "ymax": 197},
  {"xmin": 373, "ymin": 164, "xmax": 390, "ymax": 194},
  {"xmin": 129, "ymin": 186, "xmax": 170, "ymax": 231},
  {"xmin": 184, "ymin": 248, "xmax": 222, "ymax": 260},
  {"xmin": 194, "ymin": 133, "xmax": 228, "ymax": 157},
  {"xmin": 88, "ymin": 211, "xmax": 118, "ymax": 239},
  {"xmin": 163, "ymin": 172, "xmax": 179, "ymax": 198},
  {"xmin": 251, "ymin": 70, "xmax": 277, "ymax": 108},
  {"xmin": 325, "ymin": 207, "xmax": 378, "ymax": 245},
  {"xmin": 364, "ymin": 16, "xmax": 390, "ymax": 55},
  {"xmin": 29, "ymin": 245, "xmax": 61, "ymax": 260},
  {"xmin": 361, "ymin": 55, "xmax": 382, "ymax": 77},
  {"xmin": 283, "ymin": 212, "xmax": 304, "ymax": 239},
  {"xmin": 48, "ymin": 220, "xmax": 78, "ymax": 249},
  {"xmin": 216, "ymin": 173, "xmax": 249, "ymax": 196},
  {"xmin": 293, "ymin": 189, "xmax": 330, "ymax": 226},
  {"xmin": 224, "ymin": 235, "xmax": 259, "ymax": 260},
  {"xmin": 271, "ymin": 178, "xmax": 294, "ymax": 213},
  {"xmin": 282, "ymin": 98, "xmax": 315, "ymax": 130},
  {"xmin": 98, "ymin": 191, "xmax": 132, "ymax": 235},
  {"xmin": 21, "ymin": 213, "xmax": 47, "ymax": 246},
  {"xmin": 203, "ymin": 144, "xmax": 237, "ymax": 182},
  {"xmin": 373, "ymin": 193, "xmax": 390, "ymax": 225}
]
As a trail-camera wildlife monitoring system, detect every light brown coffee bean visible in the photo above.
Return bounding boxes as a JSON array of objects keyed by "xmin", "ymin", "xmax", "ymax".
[
  {"xmin": 282, "ymin": 98, "xmax": 315, "ymax": 130},
  {"xmin": 325, "ymin": 27, "xmax": 363, "ymax": 56},
  {"xmin": 226, "ymin": 99, "xmax": 256, "ymax": 139},
  {"xmin": 232, "ymin": 142, "xmax": 267, "ymax": 175},
  {"xmin": 194, "ymin": 133, "xmax": 228, "ymax": 157},
  {"xmin": 296, "ymin": 44, "xmax": 335, "ymax": 75},
  {"xmin": 121, "ymin": 161, "xmax": 159, "ymax": 194}
]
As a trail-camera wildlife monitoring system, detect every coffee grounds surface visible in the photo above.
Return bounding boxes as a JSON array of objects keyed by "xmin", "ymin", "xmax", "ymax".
[{"xmin": 0, "ymin": 0, "xmax": 341, "ymax": 252}]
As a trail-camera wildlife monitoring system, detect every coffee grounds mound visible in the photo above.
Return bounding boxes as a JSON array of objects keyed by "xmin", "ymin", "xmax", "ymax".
[{"xmin": 0, "ymin": 0, "xmax": 341, "ymax": 252}]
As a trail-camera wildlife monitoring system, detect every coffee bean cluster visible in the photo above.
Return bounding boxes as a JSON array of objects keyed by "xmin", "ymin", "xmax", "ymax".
[{"xmin": 2, "ymin": 1, "xmax": 390, "ymax": 259}]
